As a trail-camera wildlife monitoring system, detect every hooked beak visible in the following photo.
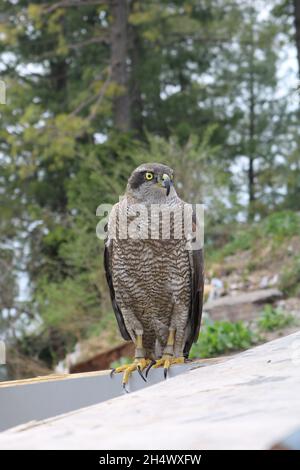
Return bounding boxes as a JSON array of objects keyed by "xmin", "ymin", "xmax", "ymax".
[{"xmin": 162, "ymin": 174, "xmax": 171, "ymax": 196}]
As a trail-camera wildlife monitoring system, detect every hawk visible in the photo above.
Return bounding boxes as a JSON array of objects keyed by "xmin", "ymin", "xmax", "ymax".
[{"xmin": 104, "ymin": 163, "xmax": 204, "ymax": 390}]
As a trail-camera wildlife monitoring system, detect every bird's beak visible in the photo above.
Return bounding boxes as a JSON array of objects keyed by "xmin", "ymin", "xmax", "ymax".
[{"xmin": 162, "ymin": 174, "xmax": 171, "ymax": 196}]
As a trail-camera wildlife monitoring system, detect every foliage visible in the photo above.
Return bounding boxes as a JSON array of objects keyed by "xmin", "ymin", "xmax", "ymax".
[
  {"xmin": 191, "ymin": 304, "xmax": 296, "ymax": 359},
  {"xmin": 279, "ymin": 257, "xmax": 300, "ymax": 296},
  {"xmin": 262, "ymin": 211, "xmax": 300, "ymax": 241},
  {"xmin": 257, "ymin": 305, "xmax": 295, "ymax": 332},
  {"xmin": 189, "ymin": 320, "xmax": 257, "ymax": 358},
  {"xmin": 110, "ymin": 356, "xmax": 132, "ymax": 370}
]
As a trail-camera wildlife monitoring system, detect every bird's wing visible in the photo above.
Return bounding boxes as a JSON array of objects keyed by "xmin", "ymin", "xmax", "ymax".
[
  {"xmin": 183, "ymin": 211, "xmax": 204, "ymax": 357},
  {"xmin": 104, "ymin": 237, "xmax": 131, "ymax": 341}
]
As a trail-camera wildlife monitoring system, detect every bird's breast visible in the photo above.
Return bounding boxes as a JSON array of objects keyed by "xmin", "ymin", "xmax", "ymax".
[{"xmin": 112, "ymin": 238, "xmax": 191, "ymax": 303}]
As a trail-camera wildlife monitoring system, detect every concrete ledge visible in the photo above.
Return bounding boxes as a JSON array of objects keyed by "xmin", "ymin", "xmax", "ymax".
[
  {"xmin": 0, "ymin": 364, "xmax": 187, "ymax": 432},
  {"xmin": 0, "ymin": 357, "xmax": 226, "ymax": 432},
  {"xmin": 0, "ymin": 331, "xmax": 299, "ymax": 449}
]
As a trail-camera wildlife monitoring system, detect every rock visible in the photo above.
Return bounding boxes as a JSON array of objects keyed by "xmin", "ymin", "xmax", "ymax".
[
  {"xmin": 204, "ymin": 288, "xmax": 282, "ymax": 322},
  {"xmin": 259, "ymin": 274, "xmax": 279, "ymax": 289},
  {"xmin": 206, "ymin": 278, "xmax": 224, "ymax": 301},
  {"xmin": 259, "ymin": 276, "xmax": 270, "ymax": 289},
  {"xmin": 269, "ymin": 274, "xmax": 279, "ymax": 286}
]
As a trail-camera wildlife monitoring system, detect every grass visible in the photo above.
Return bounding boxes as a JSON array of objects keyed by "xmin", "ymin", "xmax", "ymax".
[
  {"xmin": 257, "ymin": 304, "xmax": 295, "ymax": 332},
  {"xmin": 207, "ymin": 211, "xmax": 300, "ymax": 263}
]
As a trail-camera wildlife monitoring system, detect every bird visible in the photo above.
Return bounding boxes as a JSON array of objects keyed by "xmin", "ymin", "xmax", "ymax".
[{"xmin": 104, "ymin": 163, "xmax": 204, "ymax": 391}]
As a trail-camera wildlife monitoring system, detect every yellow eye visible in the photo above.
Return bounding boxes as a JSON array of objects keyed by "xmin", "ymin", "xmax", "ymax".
[{"xmin": 145, "ymin": 172, "xmax": 154, "ymax": 180}]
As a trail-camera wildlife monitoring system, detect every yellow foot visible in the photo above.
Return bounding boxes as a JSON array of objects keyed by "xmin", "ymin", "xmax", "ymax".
[
  {"xmin": 110, "ymin": 358, "xmax": 152, "ymax": 393},
  {"xmin": 146, "ymin": 356, "xmax": 185, "ymax": 379}
]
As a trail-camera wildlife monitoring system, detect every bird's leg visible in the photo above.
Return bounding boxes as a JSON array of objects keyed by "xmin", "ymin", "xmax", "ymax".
[
  {"xmin": 110, "ymin": 331, "xmax": 152, "ymax": 391},
  {"xmin": 146, "ymin": 329, "xmax": 185, "ymax": 379},
  {"xmin": 135, "ymin": 331, "xmax": 145, "ymax": 361}
]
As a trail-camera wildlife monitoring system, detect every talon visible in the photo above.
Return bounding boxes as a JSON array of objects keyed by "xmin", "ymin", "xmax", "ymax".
[
  {"xmin": 145, "ymin": 359, "xmax": 156, "ymax": 378},
  {"xmin": 137, "ymin": 366, "xmax": 147, "ymax": 382},
  {"xmin": 111, "ymin": 358, "xmax": 152, "ymax": 389},
  {"xmin": 163, "ymin": 357, "xmax": 170, "ymax": 379},
  {"xmin": 147, "ymin": 356, "xmax": 185, "ymax": 377}
]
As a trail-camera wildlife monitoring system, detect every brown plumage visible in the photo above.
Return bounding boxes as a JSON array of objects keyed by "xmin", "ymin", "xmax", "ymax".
[{"xmin": 104, "ymin": 163, "xmax": 204, "ymax": 385}]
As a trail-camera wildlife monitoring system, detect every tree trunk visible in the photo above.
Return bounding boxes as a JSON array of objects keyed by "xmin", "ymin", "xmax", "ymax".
[
  {"xmin": 129, "ymin": 24, "xmax": 144, "ymax": 138},
  {"xmin": 248, "ymin": 71, "xmax": 255, "ymax": 209},
  {"xmin": 248, "ymin": 21, "xmax": 256, "ymax": 222},
  {"xmin": 110, "ymin": 0, "xmax": 131, "ymax": 131},
  {"xmin": 293, "ymin": 0, "xmax": 300, "ymax": 80}
]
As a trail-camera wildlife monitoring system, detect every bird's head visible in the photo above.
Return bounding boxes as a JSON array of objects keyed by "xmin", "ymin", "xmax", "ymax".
[{"xmin": 126, "ymin": 163, "xmax": 175, "ymax": 202}]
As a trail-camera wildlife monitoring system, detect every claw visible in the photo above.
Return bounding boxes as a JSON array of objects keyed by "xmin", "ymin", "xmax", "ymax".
[
  {"xmin": 145, "ymin": 359, "xmax": 156, "ymax": 378},
  {"xmin": 111, "ymin": 358, "xmax": 152, "ymax": 390},
  {"xmin": 137, "ymin": 366, "xmax": 147, "ymax": 382},
  {"xmin": 163, "ymin": 357, "xmax": 170, "ymax": 379},
  {"xmin": 146, "ymin": 356, "xmax": 185, "ymax": 378}
]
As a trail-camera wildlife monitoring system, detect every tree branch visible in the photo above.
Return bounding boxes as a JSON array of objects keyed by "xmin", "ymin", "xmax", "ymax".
[
  {"xmin": 68, "ymin": 35, "xmax": 109, "ymax": 49},
  {"xmin": 87, "ymin": 67, "xmax": 111, "ymax": 122},
  {"xmin": 43, "ymin": 0, "xmax": 108, "ymax": 14},
  {"xmin": 69, "ymin": 67, "xmax": 111, "ymax": 117}
]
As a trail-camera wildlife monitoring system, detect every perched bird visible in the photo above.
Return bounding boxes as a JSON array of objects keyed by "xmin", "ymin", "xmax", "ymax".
[{"xmin": 104, "ymin": 163, "xmax": 204, "ymax": 390}]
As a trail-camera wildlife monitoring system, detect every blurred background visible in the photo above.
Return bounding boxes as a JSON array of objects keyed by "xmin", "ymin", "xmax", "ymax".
[{"xmin": 1, "ymin": 0, "xmax": 300, "ymax": 381}]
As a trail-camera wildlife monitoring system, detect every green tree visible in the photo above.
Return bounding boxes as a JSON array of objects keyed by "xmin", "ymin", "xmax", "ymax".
[{"xmin": 0, "ymin": 0, "xmax": 298, "ymax": 375}]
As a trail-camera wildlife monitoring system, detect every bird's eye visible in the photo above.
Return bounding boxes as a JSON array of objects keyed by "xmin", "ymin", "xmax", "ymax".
[{"xmin": 145, "ymin": 172, "xmax": 154, "ymax": 181}]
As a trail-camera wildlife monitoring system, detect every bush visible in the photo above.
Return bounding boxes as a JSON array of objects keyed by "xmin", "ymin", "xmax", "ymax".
[
  {"xmin": 258, "ymin": 305, "xmax": 294, "ymax": 331},
  {"xmin": 189, "ymin": 320, "xmax": 257, "ymax": 358},
  {"xmin": 280, "ymin": 257, "xmax": 300, "ymax": 296}
]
